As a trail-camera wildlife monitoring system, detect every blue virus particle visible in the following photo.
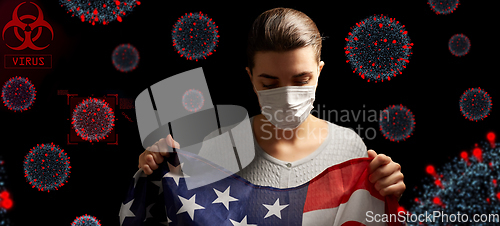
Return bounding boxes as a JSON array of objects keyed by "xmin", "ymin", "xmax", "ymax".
[
  {"xmin": 172, "ymin": 11, "xmax": 219, "ymax": 61},
  {"xmin": 1, "ymin": 76, "xmax": 36, "ymax": 112},
  {"xmin": 112, "ymin": 43, "xmax": 140, "ymax": 73},
  {"xmin": 459, "ymin": 87, "xmax": 492, "ymax": 121},
  {"xmin": 0, "ymin": 157, "xmax": 11, "ymax": 226},
  {"xmin": 182, "ymin": 89, "xmax": 205, "ymax": 112},
  {"xmin": 379, "ymin": 104, "xmax": 415, "ymax": 142},
  {"xmin": 405, "ymin": 133, "xmax": 500, "ymax": 225},
  {"xmin": 427, "ymin": 0, "xmax": 460, "ymax": 15},
  {"xmin": 59, "ymin": 0, "xmax": 141, "ymax": 25},
  {"xmin": 71, "ymin": 214, "xmax": 101, "ymax": 226},
  {"xmin": 449, "ymin": 33, "xmax": 471, "ymax": 57},
  {"xmin": 345, "ymin": 14, "xmax": 413, "ymax": 83},
  {"xmin": 23, "ymin": 143, "xmax": 71, "ymax": 192},
  {"xmin": 72, "ymin": 98, "xmax": 115, "ymax": 142}
]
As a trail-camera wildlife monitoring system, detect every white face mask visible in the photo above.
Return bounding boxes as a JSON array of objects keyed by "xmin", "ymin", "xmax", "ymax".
[{"xmin": 254, "ymin": 79, "xmax": 317, "ymax": 130}]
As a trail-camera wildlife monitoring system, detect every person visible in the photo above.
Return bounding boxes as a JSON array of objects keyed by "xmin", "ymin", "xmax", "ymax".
[{"xmin": 138, "ymin": 7, "xmax": 405, "ymax": 200}]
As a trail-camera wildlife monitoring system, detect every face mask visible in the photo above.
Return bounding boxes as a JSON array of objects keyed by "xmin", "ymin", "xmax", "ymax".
[{"xmin": 254, "ymin": 79, "xmax": 317, "ymax": 130}]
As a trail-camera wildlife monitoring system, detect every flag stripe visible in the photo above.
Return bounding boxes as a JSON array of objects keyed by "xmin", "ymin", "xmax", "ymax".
[
  {"xmin": 302, "ymin": 189, "xmax": 386, "ymax": 226},
  {"xmin": 303, "ymin": 157, "xmax": 384, "ymax": 213}
]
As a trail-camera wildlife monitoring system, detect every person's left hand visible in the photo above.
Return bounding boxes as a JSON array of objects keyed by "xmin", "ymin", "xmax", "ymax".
[{"xmin": 367, "ymin": 150, "xmax": 405, "ymax": 200}]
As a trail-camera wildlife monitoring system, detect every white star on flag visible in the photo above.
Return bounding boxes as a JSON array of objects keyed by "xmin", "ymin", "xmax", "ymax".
[
  {"xmin": 163, "ymin": 162, "xmax": 190, "ymax": 186},
  {"xmin": 212, "ymin": 186, "xmax": 238, "ymax": 210},
  {"xmin": 119, "ymin": 199, "xmax": 135, "ymax": 226},
  {"xmin": 133, "ymin": 169, "xmax": 147, "ymax": 188},
  {"xmin": 143, "ymin": 203, "xmax": 154, "ymax": 222},
  {"xmin": 262, "ymin": 198, "xmax": 289, "ymax": 219},
  {"xmin": 230, "ymin": 215, "xmax": 257, "ymax": 226},
  {"xmin": 176, "ymin": 194, "xmax": 205, "ymax": 220},
  {"xmin": 151, "ymin": 180, "xmax": 163, "ymax": 195}
]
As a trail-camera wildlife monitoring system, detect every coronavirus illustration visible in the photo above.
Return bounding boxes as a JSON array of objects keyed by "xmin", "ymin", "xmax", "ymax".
[
  {"xmin": 72, "ymin": 98, "xmax": 115, "ymax": 142},
  {"xmin": 449, "ymin": 33, "xmax": 470, "ymax": 57},
  {"xmin": 459, "ymin": 87, "xmax": 492, "ymax": 121},
  {"xmin": 0, "ymin": 157, "xmax": 11, "ymax": 226},
  {"xmin": 23, "ymin": 143, "xmax": 71, "ymax": 192},
  {"xmin": 71, "ymin": 214, "xmax": 101, "ymax": 226},
  {"xmin": 59, "ymin": 0, "xmax": 141, "ymax": 25},
  {"xmin": 379, "ymin": 104, "xmax": 415, "ymax": 142},
  {"xmin": 406, "ymin": 132, "xmax": 500, "ymax": 225},
  {"xmin": 172, "ymin": 11, "xmax": 219, "ymax": 61},
  {"xmin": 112, "ymin": 43, "xmax": 139, "ymax": 73},
  {"xmin": 427, "ymin": 0, "xmax": 460, "ymax": 15},
  {"xmin": 345, "ymin": 14, "xmax": 413, "ymax": 82},
  {"xmin": 182, "ymin": 89, "xmax": 204, "ymax": 112},
  {"xmin": 1, "ymin": 76, "xmax": 36, "ymax": 112}
]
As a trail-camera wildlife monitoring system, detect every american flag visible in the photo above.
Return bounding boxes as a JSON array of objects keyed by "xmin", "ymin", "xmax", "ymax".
[{"xmin": 119, "ymin": 149, "xmax": 404, "ymax": 226}]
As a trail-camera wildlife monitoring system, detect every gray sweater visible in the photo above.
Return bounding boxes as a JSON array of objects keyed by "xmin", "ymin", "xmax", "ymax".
[{"xmin": 215, "ymin": 116, "xmax": 368, "ymax": 189}]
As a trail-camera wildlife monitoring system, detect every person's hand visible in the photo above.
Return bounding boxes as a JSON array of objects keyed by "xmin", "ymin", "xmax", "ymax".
[
  {"xmin": 367, "ymin": 150, "xmax": 405, "ymax": 200},
  {"xmin": 138, "ymin": 134, "xmax": 180, "ymax": 175}
]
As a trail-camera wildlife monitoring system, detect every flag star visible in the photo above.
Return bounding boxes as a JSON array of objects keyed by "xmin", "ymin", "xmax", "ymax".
[
  {"xmin": 133, "ymin": 169, "xmax": 147, "ymax": 188},
  {"xmin": 163, "ymin": 162, "xmax": 190, "ymax": 186},
  {"xmin": 230, "ymin": 215, "xmax": 257, "ymax": 226},
  {"xmin": 159, "ymin": 206, "xmax": 172, "ymax": 225},
  {"xmin": 119, "ymin": 199, "xmax": 135, "ymax": 226},
  {"xmin": 262, "ymin": 198, "xmax": 289, "ymax": 219},
  {"xmin": 143, "ymin": 203, "xmax": 154, "ymax": 222},
  {"xmin": 159, "ymin": 216, "xmax": 172, "ymax": 225},
  {"xmin": 176, "ymin": 194, "xmax": 205, "ymax": 221},
  {"xmin": 212, "ymin": 186, "xmax": 238, "ymax": 210},
  {"xmin": 151, "ymin": 180, "xmax": 163, "ymax": 195}
]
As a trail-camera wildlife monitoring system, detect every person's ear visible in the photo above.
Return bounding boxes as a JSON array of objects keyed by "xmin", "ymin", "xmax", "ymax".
[
  {"xmin": 318, "ymin": 61, "xmax": 325, "ymax": 76},
  {"xmin": 246, "ymin": 67, "xmax": 252, "ymax": 80},
  {"xmin": 246, "ymin": 67, "xmax": 257, "ymax": 94}
]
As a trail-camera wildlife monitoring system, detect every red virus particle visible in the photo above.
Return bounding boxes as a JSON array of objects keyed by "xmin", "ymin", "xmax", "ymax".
[
  {"xmin": 345, "ymin": 14, "xmax": 413, "ymax": 82},
  {"xmin": 0, "ymin": 190, "xmax": 13, "ymax": 210},
  {"xmin": 427, "ymin": 0, "xmax": 460, "ymax": 15},
  {"xmin": 112, "ymin": 43, "xmax": 139, "ymax": 73},
  {"xmin": 71, "ymin": 214, "xmax": 101, "ymax": 226},
  {"xmin": 23, "ymin": 143, "xmax": 71, "ymax": 192},
  {"xmin": 172, "ymin": 11, "xmax": 219, "ymax": 61},
  {"xmin": 72, "ymin": 98, "xmax": 115, "ymax": 142},
  {"xmin": 182, "ymin": 89, "xmax": 204, "ymax": 112},
  {"xmin": 59, "ymin": 0, "xmax": 141, "ymax": 25},
  {"xmin": 408, "ymin": 132, "xmax": 500, "ymax": 223},
  {"xmin": 448, "ymin": 33, "xmax": 470, "ymax": 57},
  {"xmin": 459, "ymin": 87, "xmax": 492, "ymax": 121},
  {"xmin": 1, "ymin": 76, "xmax": 36, "ymax": 112},
  {"xmin": 379, "ymin": 104, "xmax": 416, "ymax": 142}
]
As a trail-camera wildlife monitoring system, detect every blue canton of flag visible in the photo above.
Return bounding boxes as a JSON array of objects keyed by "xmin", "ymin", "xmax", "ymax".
[{"xmin": 119, "ymin": 149, "xmax": 404, "ymax": 226}]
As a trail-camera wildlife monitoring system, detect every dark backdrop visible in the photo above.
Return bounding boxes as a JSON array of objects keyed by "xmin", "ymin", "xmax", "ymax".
[{"xmin": 0, "ymin": 0, "xmax": 495, "ymax": 225}]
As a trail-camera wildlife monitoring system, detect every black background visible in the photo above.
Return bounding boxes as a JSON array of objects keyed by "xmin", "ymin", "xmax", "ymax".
[{"xmin": 0, "ymin": 0, "xmax": 496, "ymax": 225}]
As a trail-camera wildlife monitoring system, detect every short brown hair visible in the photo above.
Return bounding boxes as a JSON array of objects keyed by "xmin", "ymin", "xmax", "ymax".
[{"xmin": 246, "ymin": 7, "xmax": 323, "ymax": 74}]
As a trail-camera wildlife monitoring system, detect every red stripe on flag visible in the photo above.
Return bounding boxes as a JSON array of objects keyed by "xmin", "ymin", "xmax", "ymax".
[{"xmin": 303, "ymin": 157, "xmax": 384, "ymax": 212}]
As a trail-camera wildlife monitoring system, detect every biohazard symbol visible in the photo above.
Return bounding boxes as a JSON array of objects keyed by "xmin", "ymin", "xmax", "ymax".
[{"xmin": 2, "ymin": 2, "xmax": 54, "ymax": 50}]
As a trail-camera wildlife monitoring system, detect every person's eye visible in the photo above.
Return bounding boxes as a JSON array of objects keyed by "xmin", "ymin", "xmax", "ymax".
[
  {"xmin": 262, "ymin": 83, "xmax": 277, "ymax": 88},
  {"xmin": 297, "ymin": 80, "xmax": 309, "ymax": 84}
]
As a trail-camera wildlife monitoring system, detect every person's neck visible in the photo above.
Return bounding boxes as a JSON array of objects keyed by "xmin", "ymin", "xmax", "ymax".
[{"xmin": 256, "ymin": 114, "xmax": 317, "ymax": 144}]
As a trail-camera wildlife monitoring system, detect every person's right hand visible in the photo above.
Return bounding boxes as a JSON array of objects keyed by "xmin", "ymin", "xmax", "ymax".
[{"xmin": 138, "ymin": 134, "xmax": 180, "ymax": 175}]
